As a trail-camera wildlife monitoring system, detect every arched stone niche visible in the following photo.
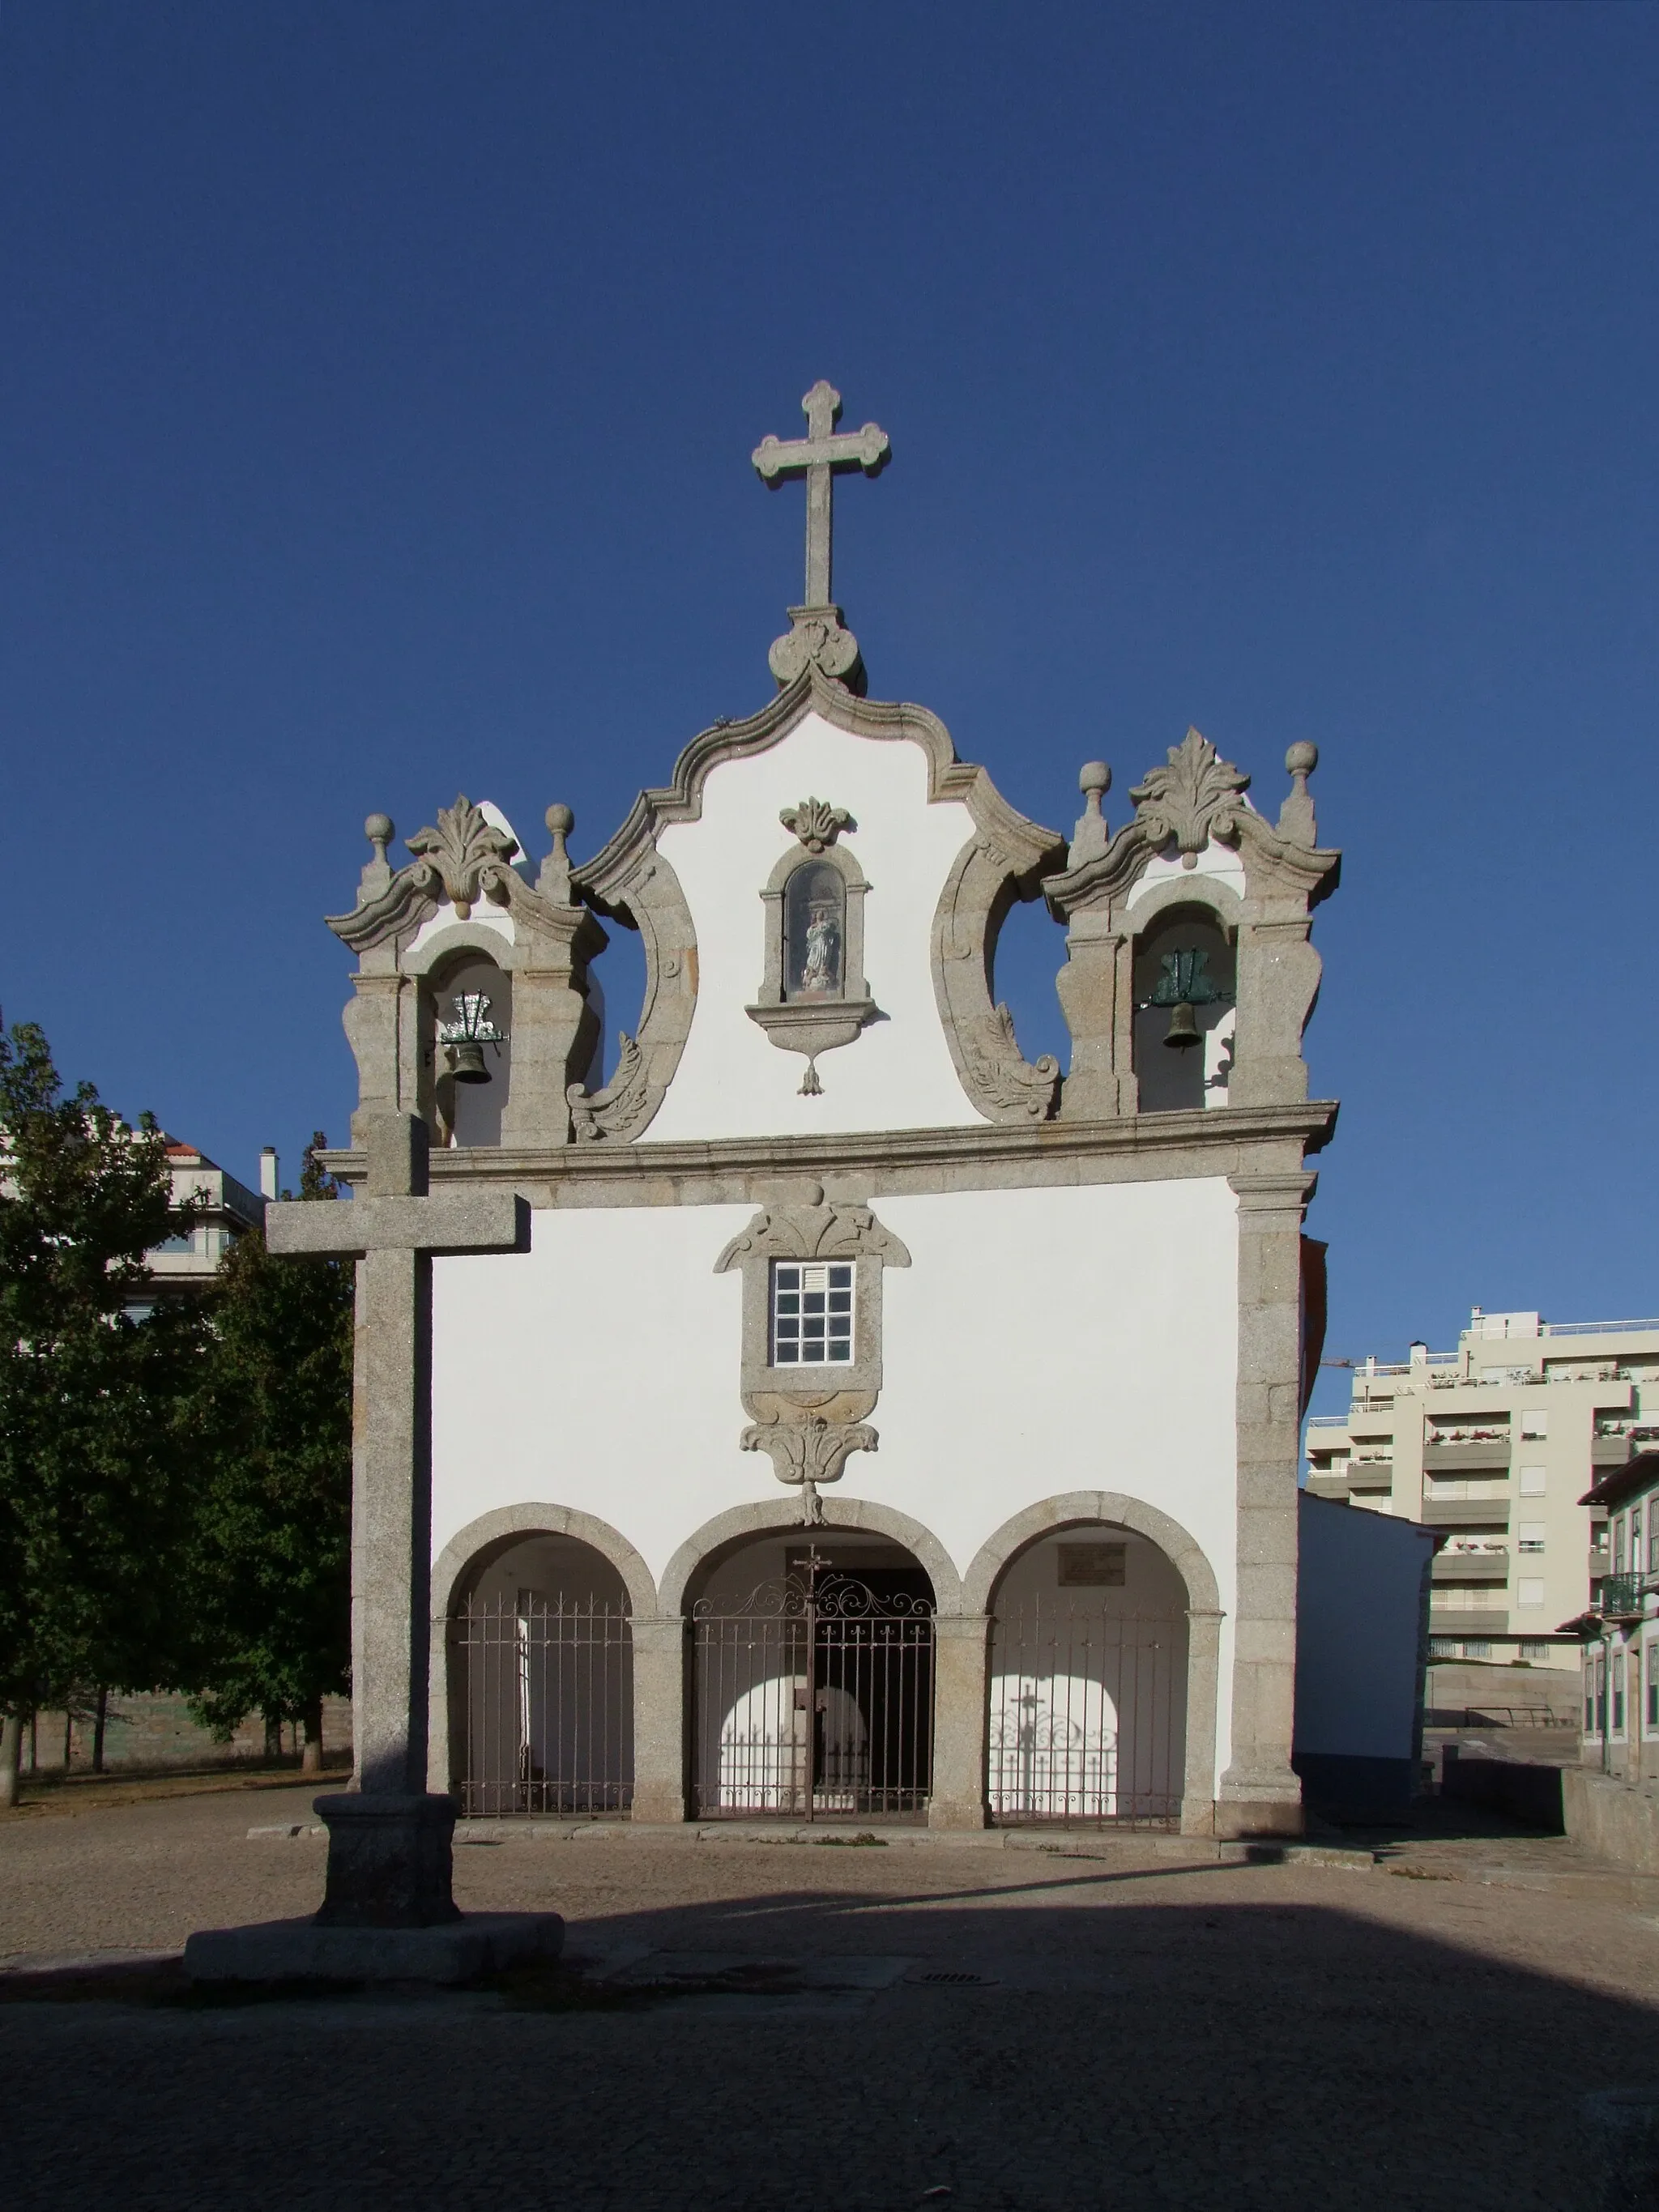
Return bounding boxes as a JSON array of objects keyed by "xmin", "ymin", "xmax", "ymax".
[
  {"xmin": 1130, "ymin": 897, "xmax": 1236, "ymax": 1115},
  {"xmin": 745, "ymin": 820, "xmax": 876, "ymax": 1093},
  {"xmin": 420, "ymin": 949, "xmax": 514, "ymax": 1147}
]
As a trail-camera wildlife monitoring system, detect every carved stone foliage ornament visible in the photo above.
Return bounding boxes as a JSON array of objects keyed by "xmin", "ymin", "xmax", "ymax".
[
  {"xmin": 779, "ymin": 797, "xmax": 852, "ymax": 852},
  {"xmin": 715, "ymin": 1187, "xmax": 910, "ymax": 1524},
  {"xmin": 329, "ymin": 795, "xmax": 542, "ymax": 953},
  {"xmin": 567, "ymin": 1032, "xmax": 650, "ymax": 1143},
  {"xmin": 1129, "ymin": 730, "xmax": 1251, "ymax": 867},
  {"xmin": 961, "ymin": 1004, "xmax": 1060, "ymax": 1121}
]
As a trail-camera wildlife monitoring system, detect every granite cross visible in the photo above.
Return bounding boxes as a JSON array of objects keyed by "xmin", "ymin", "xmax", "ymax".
[
  {"xmin": 752, "ymin": 380, "xmax": 890, "ymax": 607},
  {"xmin": 264, "ymin": 1113, "xmax": 527, "ymax": 1925}
]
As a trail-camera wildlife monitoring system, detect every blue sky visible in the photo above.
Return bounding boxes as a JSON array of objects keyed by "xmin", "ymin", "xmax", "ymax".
[{"xmin": 3, "ymin": 3, "xmax": 1657, "ymax": 1407}]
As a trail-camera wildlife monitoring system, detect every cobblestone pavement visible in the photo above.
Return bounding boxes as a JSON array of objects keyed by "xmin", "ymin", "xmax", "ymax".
[{"xmin": 3, "ymin": 1786, "xmax": 1658, "ymax": 2211}]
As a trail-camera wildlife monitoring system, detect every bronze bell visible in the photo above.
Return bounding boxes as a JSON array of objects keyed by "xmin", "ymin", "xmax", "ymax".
[
  {"xmin": 1162, "ymin": 1000, "xmax": 1201, "ymax": 1051},
  {"xmin": 449, "ymin": 1041, "xmax": 491, "ymax": 1085}
]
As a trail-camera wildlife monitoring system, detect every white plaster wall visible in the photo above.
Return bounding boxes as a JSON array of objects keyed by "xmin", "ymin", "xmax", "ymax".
[
  {"xmin": 430, "ymin": 1176, "xmax": 1241, "ymax": 1789},
  {"xmin": 646, "ymin": 710, "xmax": 983, "ymax": 1139}
]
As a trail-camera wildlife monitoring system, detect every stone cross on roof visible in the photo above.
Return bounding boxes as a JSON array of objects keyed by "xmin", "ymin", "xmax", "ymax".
[
  {"xmin": 753, "ymin": 381, "xmax": 889, "ymax": 694},
  {"xmin": 753, "ymin": 379, "xmax": 890, "ymax": 607}
]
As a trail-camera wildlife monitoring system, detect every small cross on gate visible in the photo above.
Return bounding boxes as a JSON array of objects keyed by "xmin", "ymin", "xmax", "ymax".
[
  {"xmin": 753, "ymin": 380, "xmax": 890, "ymax": 609},
  {"xmin": 265, "ymin": 1115, "xmax": 528, "ymax": 1927}
]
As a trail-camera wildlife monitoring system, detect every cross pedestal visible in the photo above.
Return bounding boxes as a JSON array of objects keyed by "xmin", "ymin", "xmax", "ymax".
[{"xmin": 183, "ymin": 1116, "xmax": 564, "ymax": 1982}]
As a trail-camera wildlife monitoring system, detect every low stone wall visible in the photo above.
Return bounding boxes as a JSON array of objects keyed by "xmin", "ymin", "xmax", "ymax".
[
  {"xmin": 20, "ymin": 1693, "xmax": 353, "ymax": 1776},
  {"xmin": 1563, "ymin": 1767, "xmax": 1659, "ymax": 1876}
]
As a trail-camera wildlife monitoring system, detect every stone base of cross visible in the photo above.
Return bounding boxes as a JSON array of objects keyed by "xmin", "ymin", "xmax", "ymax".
[{"xmin": 262, "ymin": 1114, "xmax": 527, "ymax": 1929}]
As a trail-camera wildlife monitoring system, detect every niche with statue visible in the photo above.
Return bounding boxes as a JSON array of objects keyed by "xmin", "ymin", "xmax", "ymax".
[
  {"xmin": 1131, "ymin": 907, "xmax": 1235, "ymax": 1114},
  {"xmin": 428, "ymin": 955, "xmax": 513, "ymax": 1147}
]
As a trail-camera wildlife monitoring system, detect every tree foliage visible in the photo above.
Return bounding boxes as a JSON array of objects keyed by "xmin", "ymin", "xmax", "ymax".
[
  {"xmin": 181, "ymin": 1136, "xmax": 353, "ymax": 1750},
  {"xmin": 0, "ymin": 1021, "xmax": 208, "ymax": 1725}
]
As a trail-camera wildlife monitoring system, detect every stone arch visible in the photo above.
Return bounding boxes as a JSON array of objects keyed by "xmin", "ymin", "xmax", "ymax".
[
  {"xmin": 963, "ymin": 1490, "xmax": 1222, "ymax": 1837},
  {"xmin": 432, "ymin": 1502, "xmax": 657, "ymax": 1620},
  {"xmin": 658, "ymin": 1494, "xmax": 963, "ymax": 1620},
  {"xmin": 403, "ymin": 918, "xmax": 521, "ymax": 976},
  {"xmin": 426, "ymin": 1504, "xmax": 656, "ymax": 1800}
]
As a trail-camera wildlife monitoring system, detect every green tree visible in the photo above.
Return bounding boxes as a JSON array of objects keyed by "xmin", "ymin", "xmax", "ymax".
[
  {"xmin": 0, "ymin": 1020, "xmax": 207, "ymax": 1808},
  {"xmin": 182, "ymin": 1136, "xmax": 352, "ymax": 1771}
]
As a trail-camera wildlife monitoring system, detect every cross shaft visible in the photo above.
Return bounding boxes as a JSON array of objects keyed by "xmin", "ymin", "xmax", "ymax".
[{"xmin": 753, "ymin": 380, "xmax": 889, "ymax": 607}]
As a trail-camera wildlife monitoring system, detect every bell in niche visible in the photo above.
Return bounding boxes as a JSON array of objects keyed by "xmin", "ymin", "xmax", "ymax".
[
  {"xmin": 437, "ymin": 990, "xmax": 507, "ymax": 1085},
  {"xmin": 1145, "ymin": 947, "xmax": 1228, "ymax": 1052}
]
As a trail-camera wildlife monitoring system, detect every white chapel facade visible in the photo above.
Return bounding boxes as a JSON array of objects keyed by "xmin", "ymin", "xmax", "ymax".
[{"xmin": 319, "ymin": 384, "xmax": 1341, "ymax": 1839}]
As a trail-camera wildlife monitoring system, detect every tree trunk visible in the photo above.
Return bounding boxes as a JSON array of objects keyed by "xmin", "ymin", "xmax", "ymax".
[
  {"xmin": 301, "ymin": 1698, "xmax": 325, "ymax": 1774},
  {"xmin": 62, "ymin": 1709, "xmax": 74, "ymax": 1771},
  {"xmin": 0, "ymin": 1713, "xmax": 21, "ymax": 1810},
  {"xmin": 92, "ymin": 1686, "xmax": 109, "ymax": 1775}
]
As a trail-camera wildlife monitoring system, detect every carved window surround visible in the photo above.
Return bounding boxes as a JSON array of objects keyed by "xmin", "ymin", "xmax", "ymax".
[
  {"xmin": 714, "ymin": 1186, "xmax": 910, "ymax": 1519},
  {"xmin": 745, "ymin": 807, "xmax": 876, "ymax": 1094}
]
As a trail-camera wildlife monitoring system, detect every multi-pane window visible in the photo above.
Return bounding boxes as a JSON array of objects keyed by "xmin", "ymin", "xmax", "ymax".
[
  {"xmin": 771, "ymin": 1261, "xmax": 853, "ymax": 1366},
  {"xmin": 1647, "ymin": 1646, "xmax": 1659, "ymax": 1733}
]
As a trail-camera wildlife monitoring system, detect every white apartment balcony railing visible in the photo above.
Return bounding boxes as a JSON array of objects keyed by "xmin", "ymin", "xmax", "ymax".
[{"xmin": 1541, "ymin": 1319, "xmax": 1659, "ymax": 1338}]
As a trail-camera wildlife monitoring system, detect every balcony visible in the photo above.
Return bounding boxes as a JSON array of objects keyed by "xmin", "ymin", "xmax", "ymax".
[
  {"xmin": 1431, "ymin": 1552, "xmax": 1509, "ymax": 1584},
  {"xmin": 1304, "ymin": 1473, "xmax": 1351, "ymax": 1499},
  {"xmin": 1425, "ymin": 1439, "xmax": 1512, "ymax": 1471},
  {"xmin": 1428, "ymin": 1609, "xmax": 1511, "ymax": 1634},
  {"xmin": 1348, "ymin": 1460, "xmax": 1394, "ymax": 1486},
  {"xmin": 1420, "ymin": 1498, "xmax": 1511, "ymax": 1528},
  {"xmin": 1597, "ymin": 1572, "xmax": 1653, "ymax": 1618},
  {"xmin": 1592, "ymin": 1434, "xmax": 1637, "ymax": 1468}
]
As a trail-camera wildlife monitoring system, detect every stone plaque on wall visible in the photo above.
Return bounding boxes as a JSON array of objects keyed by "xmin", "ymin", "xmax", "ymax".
[{"xmin": 1057, "ymin": 1542, "xmax": 1126, "ymax": 1588}]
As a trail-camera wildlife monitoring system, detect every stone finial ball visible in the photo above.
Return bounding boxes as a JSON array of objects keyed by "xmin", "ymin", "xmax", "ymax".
[
  {"xmin": 804, "ymin": 1181, "xmax": 825, "ymax": 1208},
  {"xmin": 1285, "ymin": 741, "xmax": 1319, "ymax": 777},
  {"xmin": 546, "ymin": 803, "xmax": 575, "ymax": 837},
  {"xmin": 364, "ymin": 812, "xmax": 393, "ymax": 846},
  {"xmin": 1079, "ymin": 761, "xmax": 1111, "ymax": 797}
]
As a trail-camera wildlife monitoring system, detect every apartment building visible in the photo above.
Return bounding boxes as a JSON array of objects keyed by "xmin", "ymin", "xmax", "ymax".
[
  {"xmin": 126, "ymin": 1139, "xmax": 267, "ymax": 1315},
  {"xmin": 1305, "ymin": 1310, "xmax": 1659, "ymax": 1670}
]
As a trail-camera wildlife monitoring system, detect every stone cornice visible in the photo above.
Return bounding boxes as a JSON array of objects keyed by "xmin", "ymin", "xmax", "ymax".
[
  {"xmin": 573, "ymin": 667, "xmax": 1064, "ymax": 911},
  {"xmin": 315, "ymin": 1098, "xmax": 1337, "ymax": 1192}
]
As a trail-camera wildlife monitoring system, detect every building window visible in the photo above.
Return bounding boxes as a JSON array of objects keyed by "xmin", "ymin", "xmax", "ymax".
[
  {"xmin": 1634, "ymin": 1507, "xmax": 1645, "ymax": 1565},
  {"xmin": 1427, "ymin": 1638, "xmax": 1456, "ymax": 1657},
  {"xmin": 1614, "ymin": 1656, "xmax": 1627, "ymax": 1736},
  {"xmin": 1519, "ymin": 1639, "xmax": 1550, "ymax": 1660},
  {"xmin": 770, "ymin": 1261, "xmax": 854, "ymax": 1366},
  {"xmin": 1647, "ymin": 1648, "xmax": 1659, "ymax": 1733},
  {"xmin": 1519, "ymin": 1465, "xmax": 1546, "ymax": 1497},
  {"xmin": 1615, "ymin": 1518, "xmax": 1628, "ymax": 1573},
  {"xmin": 1596, "ymin": 1657, "xmax": 1607, "ymax": 1736},
  {"xmin": 1520, "ymin": 1410, "xmax": 1549, "ymax": 1439},
  {"xmin": 1518, "ymin": 1522, "xmax": 1546, "ymax": 1554},
  {"xmin": 1516, "ymin": 1579, "xmax": 1546, "ymax": 1609},
  {"xmin": 1465, "ymin": 1639, "xmax": 1491, "ymax": 1659}
]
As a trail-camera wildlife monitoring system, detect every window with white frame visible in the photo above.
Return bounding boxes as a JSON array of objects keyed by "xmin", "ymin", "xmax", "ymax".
[
  {"xmin": 1516, "ymin": 1577, "xmax": 1546, "ymax": 1609},
  {"xmin": 1614, "ymin": 1653, "xmax": 1627, "ymax": 1735},
  {"xmin": 1647, "ymin": 1645, "xmax": 1659, "ymax": 1733},
  {"xmin": 1517, "ymin": 1522, "xmax": 1546, "ymax": 1554},
  {"xmin": 1520, "ymin": 1410, "xmax": 1549, "ymax": 1439},
  {"xmin": 770, "ymin": 1261, "xmax": 854, "ymax": 1366},
  {"xmin": 1519, "ymin": 1465, "xmax": 1546, "ymax": 1496}
]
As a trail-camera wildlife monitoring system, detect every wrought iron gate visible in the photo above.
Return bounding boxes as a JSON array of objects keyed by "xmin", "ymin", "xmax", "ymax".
[
  {"xmin": 450, "ymin": 1592, "xmax": 633, "ymax": 1816},
  {"xmin": 693, "ymin": 1556, "xmax": 935, "ymax": 1820},
  {"xmin": 987, "ymin": 1605, "xmax": 1185, "ymax": 1826}
]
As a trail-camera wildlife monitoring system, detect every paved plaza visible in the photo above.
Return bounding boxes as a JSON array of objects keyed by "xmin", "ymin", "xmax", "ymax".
[{"xmin": 3, "ymin": 1781, "xmax": 1658, "ymax": 2211}]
